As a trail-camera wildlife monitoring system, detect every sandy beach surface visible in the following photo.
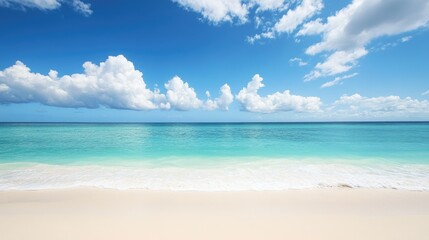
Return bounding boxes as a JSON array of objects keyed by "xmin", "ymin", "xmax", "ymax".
[{"xmin": 1, "ymin": 189, "xmax": 428, "ymax": 240}]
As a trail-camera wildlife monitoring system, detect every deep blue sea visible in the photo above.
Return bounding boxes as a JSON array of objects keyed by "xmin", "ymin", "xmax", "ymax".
[{"xmin": 1, "ymin": 122, "xmax": 428, "ymax": 190}]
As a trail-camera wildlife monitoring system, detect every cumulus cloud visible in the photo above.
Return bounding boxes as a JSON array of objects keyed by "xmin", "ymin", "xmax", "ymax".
[
  {"xmin": 299, "ymin": 0, "xmax": 429, "ymax": 79},
  {"xmin": 164, "ymin": 76, "xmax": 203, "ymax": 111},
  {"xmin": 236, "ymin": 74, "xmax": 322, "ymax": 113},
  {"xmin": 0, "ymin": 55, "xmax": 162, "ymax": 110},
  {"xmin": 2, "ymin": 58, "xmax": 428, "ymax": 118},
  {"xmin": 0, "ymin": 0, "xmax": 92, "ymax": 15},
  {"xmin": 332, "ymin": 93, "xmax": 429, "ymax": 117},
  {"xmin": 321, "ymin": 73, "xmax": 358, "ymax": 88},
  {"xmin": 162, "ymin": 76, "xmax": 234, "ymax": 111},
  {"xmin": 205, "ymin": 84, "xmax": 234, "ymax": 111},
  {"xmin": 0, "ymin": 55, "xmax": 233, "ymax": 111}
]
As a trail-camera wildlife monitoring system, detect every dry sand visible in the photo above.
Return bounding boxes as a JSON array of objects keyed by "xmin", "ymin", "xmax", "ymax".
[{"xmin": 1, "ymin": 188, "xmax": 429, "ymax": 240}]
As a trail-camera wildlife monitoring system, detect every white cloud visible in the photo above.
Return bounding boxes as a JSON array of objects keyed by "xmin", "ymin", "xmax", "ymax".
[
  {"xmin": 236, "ymin": 74, "xmax": 322, "ymax": 113},
  {"xmin": 300, "ymin": 0, "xmax": 429, "ymax": 80},
  {"xmin": 303, "ymin": 0, "xmax": 429, "ymax": 55},
  {"xmin": 332, "ymin": 93, "xmax": 429, "ymax": 117},
  {"xmin": 71, "ymin": 0, "xmax": 92, "ymax": 16},
  {"xmin": 0, "ymin": 55, "xmax": 161, "ymax": 110},
  {"xmin": 173, "ymin": 0, "xmax": 429, "ymax": 82},
  {"xmin": 173, "ymin": 0, "xmax": 249, "ymax": 24},
  {"xmin": 296, "ymin": 17, "xmax": 324, "ymax": 36},
  {"xmin": 164, "ymin": 76, "xmax": 202, "ymax": 111},
  {"xmin": 247, "ymin": 31, "xmax": 275, "ymax": 44},
  {"xmin": 0, "ymin": 55, "xmax": 233, "ymax": 111},
  {"xmin": 321, "ymin": 73, "xmax": 358, "ymax": 88},
  {"xmin": 163, "ymin": 76, "xmax": 233, "ymax": 111},
  {"xmin": 289, "ymin": 57, "xmax": 308, "ymax": 66},
  {"xmin": 401, "ymin": 36, "xmax": 412, "ymax": 42},
  {"xmin": 250, "ymin": 0, "xmax": 286, "ymax": 11},
  {"xmin": 0, "ymin": 0, "xmax": 60, "ymax": 10},
  {"xmin": 273, "ymin": 0, "xmax": 323, "ymax": 34},
  {"xmin": 2, "ymin": 58, "xmax": 428, "ymax": 118},
  {"xmin": 422, "ymin": 90, "xmax": 429, "ymax": 96},
  {"xmin": 248, "ymin": 0, "xmax": 323, "ymax": 42},
  {"xmin": 374, "ymin": 35, "xmax": 414, "ymax": 52},
  {"xmin": 205, "ymin": 84, "xmax": 234, "ymax": 111},
  {"xmin": 304, "ymin": 48, "xmax": 367, "ymax": 81},
  {"xmin": 172, "ymin": 0, "xmax": 290, "ymax": 24},
  {"xmin": 0, "ymin": 0, "xmax": 92, "ymax": 15}
]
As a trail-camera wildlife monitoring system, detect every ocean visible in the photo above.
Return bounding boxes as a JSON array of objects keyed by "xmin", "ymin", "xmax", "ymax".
[{"xmin": 1, "ymin": 122, "xmax": 428, "ymax": 191}]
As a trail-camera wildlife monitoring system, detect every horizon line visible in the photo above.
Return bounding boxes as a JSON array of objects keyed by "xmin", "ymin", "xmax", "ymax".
[{"xmin": 1, "ymin": 121, "xmax": 429, "ymax": 124}]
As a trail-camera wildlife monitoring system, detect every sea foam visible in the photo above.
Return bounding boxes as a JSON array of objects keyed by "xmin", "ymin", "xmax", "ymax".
[{"xmin": 1, "ymin": 160, "xmax": 428, "ymax": 191}]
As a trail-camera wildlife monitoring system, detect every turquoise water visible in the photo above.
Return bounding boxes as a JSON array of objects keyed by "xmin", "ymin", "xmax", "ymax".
[{"xmin": 1, "ymin": 123, "xmax": 429, "ymax": 190}]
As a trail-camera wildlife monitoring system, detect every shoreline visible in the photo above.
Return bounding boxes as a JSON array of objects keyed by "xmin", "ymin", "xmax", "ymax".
[
  {"xmin": 1, "ymin": 185, "xmax": 429, "ymax": 192},
  {"xmin": 1, "ymin": 188, "xmax": 429, "ymax": 240},
  {"xmin": 2, "ymin": 160, "xmax": 428, "ymax": 191}
]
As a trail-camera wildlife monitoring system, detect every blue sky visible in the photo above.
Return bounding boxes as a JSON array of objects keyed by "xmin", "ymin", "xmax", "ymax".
[{"xmin": 0, "ymin": 0, "xmax": 428, "ymax": 122}]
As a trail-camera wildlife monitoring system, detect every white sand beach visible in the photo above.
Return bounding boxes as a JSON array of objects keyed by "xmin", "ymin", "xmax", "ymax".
[{"xmin": 1, "ymin": 189, "xmax": 429, "ymax": 240}]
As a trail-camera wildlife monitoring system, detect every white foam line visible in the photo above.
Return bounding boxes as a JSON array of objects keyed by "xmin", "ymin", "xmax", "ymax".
[{"xmin": 0, "ymin": 161, "xmax": 428, "ymax": 191}]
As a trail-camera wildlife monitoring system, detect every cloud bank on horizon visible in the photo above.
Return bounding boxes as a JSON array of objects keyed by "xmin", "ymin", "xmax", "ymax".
[
  {"xmin": 174, "ymin": 0, "xmax": 429, "ymax": 84},
  {"xmin": 1, "ymin": 55, "xmax": 428, "ymax": 118},
  {"xmin": 236, "ymin": 74, "xmax": 322, "ymax": 113},
  {"xmin": 0, "ymin": 55, "xmax": 233, "ymax": 112}
]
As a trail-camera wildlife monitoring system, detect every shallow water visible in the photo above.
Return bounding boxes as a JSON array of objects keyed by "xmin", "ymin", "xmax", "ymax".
[{"xmin": 1, "ymin": 122, "xmax": 428, "ymax": 190}]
